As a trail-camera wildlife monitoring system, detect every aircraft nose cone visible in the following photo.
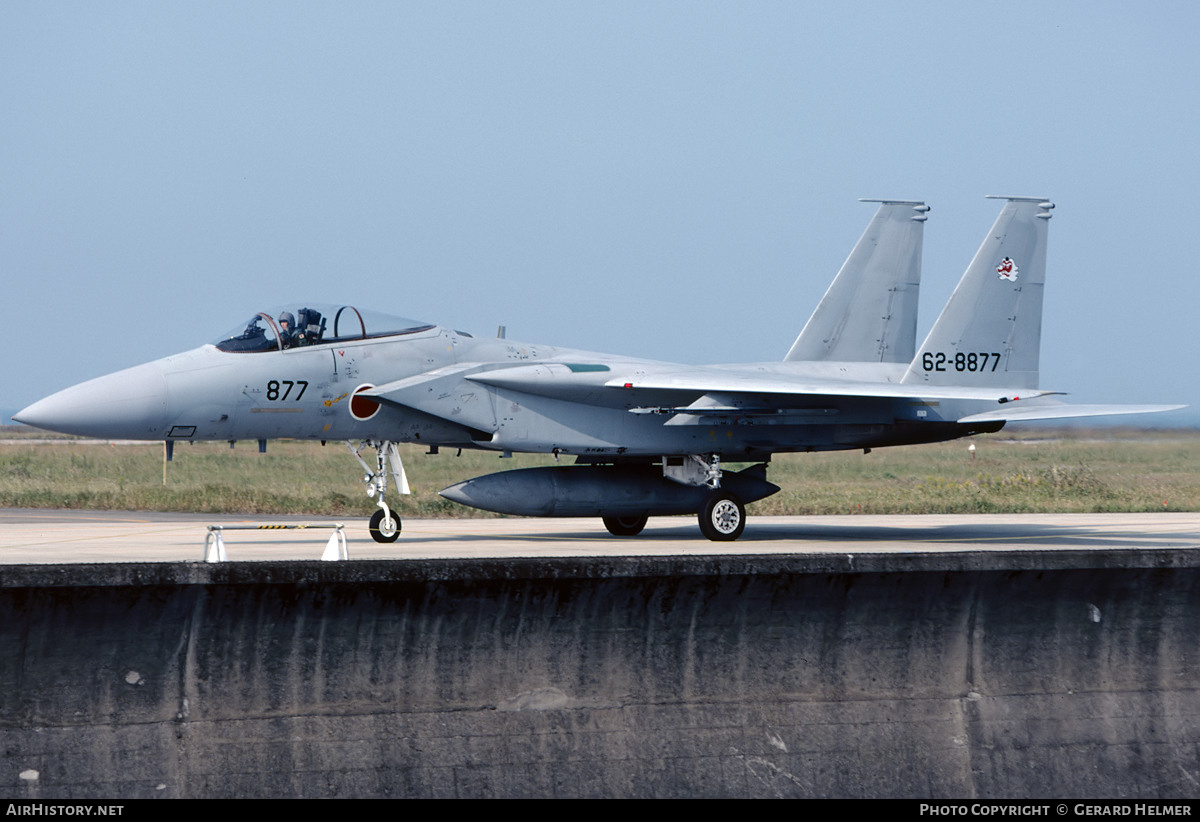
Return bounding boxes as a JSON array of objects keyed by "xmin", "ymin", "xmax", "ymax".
[{"xmin": 13, "ymin": 362, "xmax": 169, "ymax": 438}]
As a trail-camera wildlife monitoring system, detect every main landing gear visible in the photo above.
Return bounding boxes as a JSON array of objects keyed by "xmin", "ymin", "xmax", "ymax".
[
  {"xmin": 681, "ymin": 454, "xmax": 745, "ymax": 542},
  {"xmin": 349, "ymin": 440, "xmax": 410, "ymax": 543},
  {"xmin": 603, "ymin": 499, "xmax": 745, "ymax": 541},
  {"xmin": 600, "ymin": 454, "xmax": 748, "ymax": 542}
]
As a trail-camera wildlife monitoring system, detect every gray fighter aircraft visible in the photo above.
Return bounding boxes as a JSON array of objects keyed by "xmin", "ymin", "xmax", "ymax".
[{"xmin": 14, "ymin": 197, "xmax": 1181, "ymax": 541}]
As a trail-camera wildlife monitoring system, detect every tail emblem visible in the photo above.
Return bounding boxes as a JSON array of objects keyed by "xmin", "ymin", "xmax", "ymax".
[{"xmin": 996, "ymin": 256, "xmax": 1019, "ymax": 282}]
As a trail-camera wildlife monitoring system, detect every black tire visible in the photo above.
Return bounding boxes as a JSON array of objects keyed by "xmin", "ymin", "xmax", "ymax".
[
  {"xmin": 369, "ymin": 508, "xmax": 401, "ymax": 543},
  {"xmin": 602, "ymin": 514, "xmax": 649, "ymax": 537},
  {"xmin": 698, "ymin": 491, "xmax": 745, "ymax": 541}
]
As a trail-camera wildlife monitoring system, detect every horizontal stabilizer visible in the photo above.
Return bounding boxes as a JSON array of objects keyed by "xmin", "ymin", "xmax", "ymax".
[{"xmin": 957, "ymin": 402, "xmax": 1186, "ymax": 424}]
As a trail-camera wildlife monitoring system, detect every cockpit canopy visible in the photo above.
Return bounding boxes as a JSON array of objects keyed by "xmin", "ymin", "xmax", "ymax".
[{"xmin": 213, "ymin": 304, "xmax": 435, "ymax": 353}]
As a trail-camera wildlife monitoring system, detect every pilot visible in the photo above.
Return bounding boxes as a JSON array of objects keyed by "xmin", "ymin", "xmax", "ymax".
[{"xmin": 278, "ymin": 311, "xmax": 296, "ymax": 349}]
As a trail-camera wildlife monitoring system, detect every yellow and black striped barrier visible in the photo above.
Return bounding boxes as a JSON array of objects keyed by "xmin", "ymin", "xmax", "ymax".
[{"xmin": 204, "ymin": 523, "xmax": 348, "ymax": 562}]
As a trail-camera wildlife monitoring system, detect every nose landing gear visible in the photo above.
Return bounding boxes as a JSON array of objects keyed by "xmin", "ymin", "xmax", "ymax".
[{"xmin": 349, "ymin": 440, "xmax": 410, "ymax": 543}]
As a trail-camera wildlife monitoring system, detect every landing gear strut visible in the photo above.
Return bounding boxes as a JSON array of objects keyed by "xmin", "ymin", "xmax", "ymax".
[{"xmin": 349, "ymin": 440, "xmax": 410, "ymax": 543}]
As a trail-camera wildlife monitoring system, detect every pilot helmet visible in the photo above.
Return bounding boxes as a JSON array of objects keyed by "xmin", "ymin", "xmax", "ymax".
[{"xmin": 279, "ymin": 311, "xmax": 295, "ymax": 328}]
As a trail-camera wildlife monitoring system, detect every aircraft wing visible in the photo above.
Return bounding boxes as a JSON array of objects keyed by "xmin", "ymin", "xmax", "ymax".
[
  {"xmin": 612, "ymin": 371, "xmax": 1184, "ymax": 422},
  {"xmin": 463, "ymin": 361, "xmax": 1048, "ymax": 404},
  {"xmin": 375, "ymin": 362, "xmax": 1181, "ymax": 429},
  {"xmin": 603, "ymin": 370, "xmax": 1051, "ymax": 403}
]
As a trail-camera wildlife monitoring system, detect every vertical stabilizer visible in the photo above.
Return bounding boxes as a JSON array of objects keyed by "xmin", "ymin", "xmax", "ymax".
[
  {"xmin": 902, "ymin": 196, "xmax": 1053, "ymax": 389},
  {"xmin": 784, "ymin": 199, "xmax": 927, "ymax": 363}
]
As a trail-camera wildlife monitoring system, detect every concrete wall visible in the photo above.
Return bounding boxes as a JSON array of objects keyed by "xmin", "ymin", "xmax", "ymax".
[{"xmin": 3, "ymin": 552, "xmax": 1200, "ymax": 798}]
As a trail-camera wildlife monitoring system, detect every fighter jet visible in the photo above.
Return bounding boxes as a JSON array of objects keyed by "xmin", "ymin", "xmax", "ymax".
[{"xmin": 13, "ymin": 197, "xmax": 1180, "ymax": 541}]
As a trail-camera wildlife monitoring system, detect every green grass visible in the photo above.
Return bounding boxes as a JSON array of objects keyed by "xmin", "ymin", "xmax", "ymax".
[{"xmin": 1, "ymin": 427, "xmax": 1197, "ymax": 516}]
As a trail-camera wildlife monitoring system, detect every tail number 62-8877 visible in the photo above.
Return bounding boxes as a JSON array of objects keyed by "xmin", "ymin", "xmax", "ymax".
[{"xmin": 921, "ymin": 352, "xmax": 1001, "ymax": 373}]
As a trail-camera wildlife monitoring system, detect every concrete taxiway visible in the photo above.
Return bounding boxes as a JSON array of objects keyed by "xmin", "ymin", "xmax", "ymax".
[{"xmin": 2, "ymin": 508, "xmax": 1198, "ymax": 564}]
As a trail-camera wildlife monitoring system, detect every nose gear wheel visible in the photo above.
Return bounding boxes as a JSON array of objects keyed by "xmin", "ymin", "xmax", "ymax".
[{"xmin": 369, "ymin": 507, "xmax": 401, "ymax": 542}]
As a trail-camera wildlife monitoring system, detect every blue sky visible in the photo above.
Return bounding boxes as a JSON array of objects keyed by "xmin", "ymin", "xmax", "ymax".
[{"xmin": 3, "ymin": 1, "xmax": 1196, "ymax": 423}]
